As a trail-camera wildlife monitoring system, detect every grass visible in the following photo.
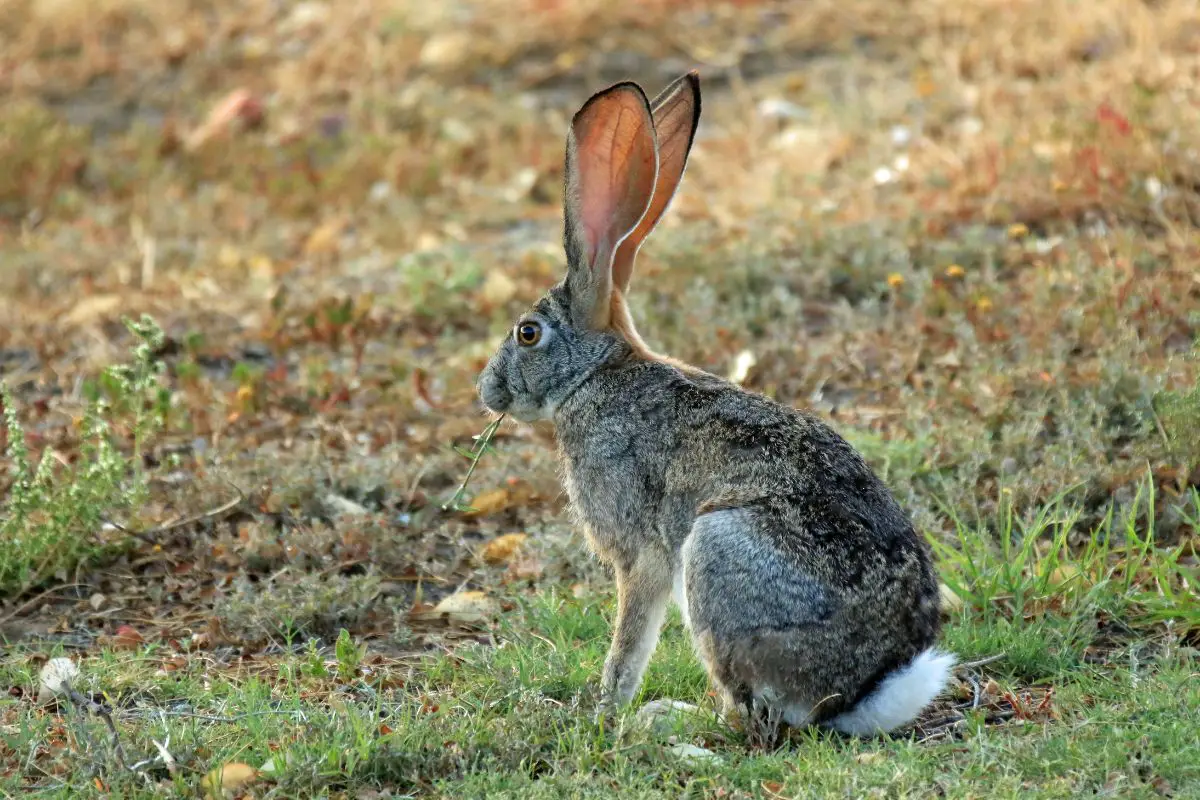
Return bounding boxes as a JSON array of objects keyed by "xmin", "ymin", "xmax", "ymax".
[
  {"xmin": 2, "ymin": 0, "xmax": 1200, "ymax": 795},
  {"xmin": 2, "ymin": 565, "xmax": 1197, "ymax": 798}
]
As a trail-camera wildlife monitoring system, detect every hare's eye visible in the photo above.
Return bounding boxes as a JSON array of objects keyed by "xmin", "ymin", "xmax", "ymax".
[{"xmin": 515, "ymin": 321, "xmax": 542, "ymax": 347}]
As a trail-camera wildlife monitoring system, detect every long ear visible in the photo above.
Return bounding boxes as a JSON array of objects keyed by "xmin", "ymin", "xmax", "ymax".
[
  {"xmin": 610, "ymin": 71, "xmax": 701, "ymax": 296},
  {"xmin": 563, "ymin": 82, "xmax": 659, "ymax": 329}
]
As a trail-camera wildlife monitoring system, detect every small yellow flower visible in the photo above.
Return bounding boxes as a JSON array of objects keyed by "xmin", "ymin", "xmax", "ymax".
[
  {"xmin": 1007, "ymin": 223, "xmax": 1029, "ymax": 239},
  {"xmin": 976, "ymin": 296, "xmax": 993, "ymax": 312},
  {"xmin": 945, "ymin": 264, "xmax": 965, "ymax": 279},
  {"xmin": 914, "ymin": 70, "xmax": 937, "ymax": 98},
  {"xmin": 236, "ymin": 384, "xmax": 256, "ymax": 408},
  {"xmin": 887, "ymin": 273, "xmax": 905, "ymax": 289}
]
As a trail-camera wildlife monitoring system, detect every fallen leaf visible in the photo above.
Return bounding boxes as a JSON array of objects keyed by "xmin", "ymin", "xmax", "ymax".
[
  {"xmin": 462, "ymin": 488, "xmax": 510, "ymax": 518},
  {"xmin": 419, "ymin": 32, "xmax": 472, "ymax": 67},
  {"xmin": 480, "ymin": 533, "xmax": 528, "ymax": 565},
  {"xmin": 933, "ymin": 351, "xmax": 961, "ymax": 369},
  {"xmin": 37, "ymin": 657, "xmax": 80, "ymax": 703},
  {"xmin": 323, "ymin": 493, "xmax": 370, "ymax": 517},
  {"xmin": 420, "ymin": 591, "xmax": 499, "ymax": 624},
  {"xmin": 668, "ymin": 743, "xmax": 721, "ymax": 763},
  {"xmin": 1048, "ymin": 563, "xmax": 1085, "ymax": 590},
  {"xmin": 64, "ymin": 295, "xmax": 123, "ymax": 326},
  {"xmin": 89, "ymin": 593, "xmax": 106, "ymax": 611},
  {"xmin": 938, "ymin": 583, "xmax": 965, "ymax": 613},
  {"xmin": 185, "ymin": 89, "xmax": 264, "ymax": 152},
  {"xmin": 201, "ymin": 762, "xmax": 258, "ymax": 799},
  {"xmin": 505, "ymin": 554, "xmax": 545, "ymax": 582},
  {"xmin": 112, "ymin": 624, "xmax": 145, "ymax": 650},
  {"xmin": 303, "ymin": 220, "xmax": 342, "ymax": 256}
]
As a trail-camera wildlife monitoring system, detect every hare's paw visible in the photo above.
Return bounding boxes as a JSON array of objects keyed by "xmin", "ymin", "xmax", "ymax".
[{"xmin": 592, "ymin": 694, "xmax": 618, "ymax": 726}]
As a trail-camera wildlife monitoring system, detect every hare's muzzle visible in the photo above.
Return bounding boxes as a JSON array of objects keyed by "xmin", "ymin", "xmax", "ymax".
[{"xmin": 477, "ymin": 366, "xmax": 512, "ymax": 414}]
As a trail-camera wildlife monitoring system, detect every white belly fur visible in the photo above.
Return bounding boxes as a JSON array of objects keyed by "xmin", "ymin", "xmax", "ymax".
[{"xmin": 672, "ymin": 568, "xmax": 690, "ymax": 628}]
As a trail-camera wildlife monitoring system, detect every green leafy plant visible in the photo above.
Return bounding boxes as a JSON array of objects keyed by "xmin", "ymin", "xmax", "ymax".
[
  {"xmin": 0, "ymin": 315, "xmax": 169, "ymax": 596},
  {"xmin": 335, "ymin": 627, "xmax": 365, "ymax": 681},
  {"xmin": 442, "ymin": 416, "xmax": 503, "ymax": 512}
]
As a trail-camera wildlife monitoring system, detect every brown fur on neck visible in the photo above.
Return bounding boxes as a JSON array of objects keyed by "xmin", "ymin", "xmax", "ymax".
[{"xmin": 609, "ymin": 289, "xmax": 702, "ymax": 375}]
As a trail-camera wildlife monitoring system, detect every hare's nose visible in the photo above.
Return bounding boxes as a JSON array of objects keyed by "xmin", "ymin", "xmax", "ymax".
[{"xmin": 477, "ymin": 369, "xmax": 511, "ymax": 414}]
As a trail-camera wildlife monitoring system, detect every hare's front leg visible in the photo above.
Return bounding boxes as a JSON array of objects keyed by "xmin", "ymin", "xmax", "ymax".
[{"xmin": 597, "ymin": 553, "xmax": 672, "ymax": 713}]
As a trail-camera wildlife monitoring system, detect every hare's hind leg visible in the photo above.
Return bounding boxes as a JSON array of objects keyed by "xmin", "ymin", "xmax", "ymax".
[{"xmin": 681, "ymin": 509, "xmax": 831, "ymax": 737}]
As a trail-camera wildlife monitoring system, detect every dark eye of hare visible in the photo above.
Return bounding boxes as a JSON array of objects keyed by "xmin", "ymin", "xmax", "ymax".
[{"xmin": 515, "ymin": 321, "xmax": 542, "ymax": 347}]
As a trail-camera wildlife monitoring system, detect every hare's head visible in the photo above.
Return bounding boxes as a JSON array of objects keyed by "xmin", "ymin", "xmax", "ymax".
[{"xmin": 478, "ymin": 72, "xmax": 701, "ymax": 422}]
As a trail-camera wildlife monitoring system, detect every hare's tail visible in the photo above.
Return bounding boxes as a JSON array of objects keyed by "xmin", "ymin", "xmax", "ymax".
[{"xmin": 828, "ymin": 648, "xmax": 956, "ymax": 735}]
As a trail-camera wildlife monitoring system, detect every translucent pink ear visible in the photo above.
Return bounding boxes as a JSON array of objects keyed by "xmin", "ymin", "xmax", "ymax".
[
  {"xmin": 611, "ymin": 71, "xmax": 701, "ymax": 296},
  {"xmin": 563, "ymin": 83, "xmax": 659, "ymax": 329}
]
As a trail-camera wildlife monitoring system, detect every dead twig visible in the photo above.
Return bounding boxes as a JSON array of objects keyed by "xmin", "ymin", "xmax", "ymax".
[
  {"xmin": 916, "ymin": 720, "xmax": 966, "ymax": 744},
  {"xmin": 968, "ymin": 674, "xmax": 982, "ymax": 709},
  {"xmin": 0, "ymin": 582, "xmax": 90, "ymax": 627},
  {"xmin": 919, "ymin": 713, "xmax": 966, "ymax": 731},
  {"xmin": 957, "ymin": 652, "xmax": 1006, "ymax": 671},
  {"xmin": 104, "ymin": 480, "xmax": 245, "ymax": 544},
  {"xmin": 65, "ymin": 687, "xmax": 130, "ymax": 772}
]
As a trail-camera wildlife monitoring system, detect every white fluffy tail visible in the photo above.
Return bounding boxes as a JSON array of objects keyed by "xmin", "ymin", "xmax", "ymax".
[{"xmin": 828, "ymin": 648, "xmax": 956, "ymax": 736}]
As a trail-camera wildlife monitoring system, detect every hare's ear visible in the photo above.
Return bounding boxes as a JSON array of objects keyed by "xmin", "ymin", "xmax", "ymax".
[
  {"xmin": 564, "ymin": 82, "xmax": 659, "ymax": 329},
  {"xmin": 611, "ymin": 71, "xmax": 701, "ymax": 296}
]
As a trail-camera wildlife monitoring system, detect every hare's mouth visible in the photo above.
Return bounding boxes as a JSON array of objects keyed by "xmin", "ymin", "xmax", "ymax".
[
  {"xmin": 503, "ymin": 401, "xmax": 554, "ymax": 424},
  {"xmin": 477, "ymin": 384, "xmax": 549, "ymax": 423}
]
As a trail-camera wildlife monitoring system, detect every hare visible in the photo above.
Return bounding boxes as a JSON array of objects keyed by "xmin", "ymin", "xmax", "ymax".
[{"xmin": 477, "ymin": 71, "xmax": 954, "ymax": 737}]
